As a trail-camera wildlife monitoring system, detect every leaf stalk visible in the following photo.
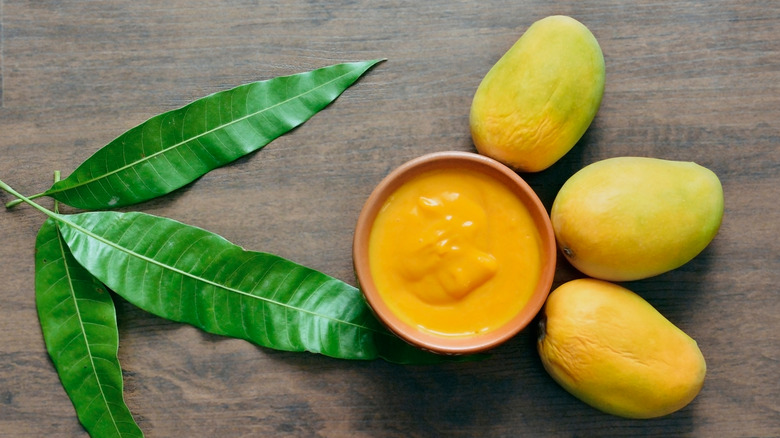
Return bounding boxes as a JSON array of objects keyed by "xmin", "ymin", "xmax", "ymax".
[
  {"xmin": 53, "ymin": 171, "xmax": 61, "ymax": 214},
  {"xmin": 0, "ymin": 179, "xmax": 58, "ymax": 219},
  {"xmin": 4, "ymin": 192, "xmax": 46, "ymax": 209}
]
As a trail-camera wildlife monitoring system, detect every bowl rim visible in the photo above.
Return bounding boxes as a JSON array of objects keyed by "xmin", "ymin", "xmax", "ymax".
[{"xmin": 352, "ymin": 151, "xmax": 557, "ymax": 355}]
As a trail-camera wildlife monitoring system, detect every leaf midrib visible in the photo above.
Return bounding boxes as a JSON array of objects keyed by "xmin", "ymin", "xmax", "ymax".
[{"xmin": 47, "ymin": 66, "xmax": 364, "ymax": 198}]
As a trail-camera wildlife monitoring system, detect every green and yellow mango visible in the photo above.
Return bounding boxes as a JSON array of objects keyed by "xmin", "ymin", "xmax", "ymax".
[
  {"xmin": 470, "ymin": 15, "xmax": 605, "ymax": 172},
  {"xmin": 551, "ymin": 157, "xmax": 724, "ymax": 281}
]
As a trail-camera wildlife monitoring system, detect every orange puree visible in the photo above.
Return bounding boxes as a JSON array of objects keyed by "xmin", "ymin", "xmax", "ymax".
[{"xmin": 368, "ymin": 167, "xmax": 543, "ymax": 337}]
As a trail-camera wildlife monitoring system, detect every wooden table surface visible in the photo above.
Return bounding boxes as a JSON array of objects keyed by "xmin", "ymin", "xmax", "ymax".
[{"xmin": 1, "ymin": 1, "xmax": 778, "ymax": 437}]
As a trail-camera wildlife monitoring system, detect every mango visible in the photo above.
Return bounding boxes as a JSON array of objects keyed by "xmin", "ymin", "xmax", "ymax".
[
  {"xmin": 470, "ymin": 15, "xmax": 605, "ymax": 172},
  {"xmin": 551, "ymin": 157, "xmax": 723, "ymax": 281},
  {"xmin": 537, "ymin": 278, "xmax": 706, "ymax": 419}
]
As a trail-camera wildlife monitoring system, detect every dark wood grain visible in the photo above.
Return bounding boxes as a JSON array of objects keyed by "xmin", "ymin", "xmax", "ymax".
[{"xmin": 1, "ymin": 1, "xmax": 778, "ymax": 437}]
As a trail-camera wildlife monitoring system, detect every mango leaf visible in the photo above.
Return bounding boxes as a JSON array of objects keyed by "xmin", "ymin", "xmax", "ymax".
[
  {"xmin": 25, "ymin": 60, "xmax": 382, "ymax": 210},
  {"xmin": 35, "ymin": 218, "xmax": 143, "ymax": 437},
  {"xmin": 45, "ymin": 209, "xmax": 449, "ymax": 364}
]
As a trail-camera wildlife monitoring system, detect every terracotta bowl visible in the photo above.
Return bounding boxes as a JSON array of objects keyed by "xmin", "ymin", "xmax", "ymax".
[{"xmin": 353, "ymin": 151, "xmax": 557, "ymax": 355}]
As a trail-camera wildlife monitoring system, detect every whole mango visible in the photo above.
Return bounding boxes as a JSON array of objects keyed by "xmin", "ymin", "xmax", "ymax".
[
  {"xmin": 551, "ymin": 157, "xmax": 724, "ymax": 281},
  {"xmin": 470, "ymin": 15, "xmax": 605, "ymax": 172},
  {"xmin": 537, "ymin": 278, "xmax": 706, "ymax": 419}
]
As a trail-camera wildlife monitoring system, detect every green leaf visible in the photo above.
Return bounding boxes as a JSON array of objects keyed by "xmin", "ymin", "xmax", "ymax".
[
  {"xmin": 36, "ymin": 218, "xmax": 144, "ymax": 437},
  {"xmin": 49, "ymin": 209, "xmax": 448, "ymax": 364},
  {"xmin": 35, "ymin": 60, "xmax": 382, "ymax": 210}
]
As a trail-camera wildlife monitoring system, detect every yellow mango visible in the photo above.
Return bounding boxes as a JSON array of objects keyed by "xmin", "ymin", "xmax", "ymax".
[
  {"xmin": 470, "ymin": 15, "xmax": 605, "ymax": 172},
  {"xmin": 538, "ymin": 278, "xmax": 706, "ymax": 419},
  {"xmin": 551, "ymin": 157, "xmax": 724, "ymax": 281}
]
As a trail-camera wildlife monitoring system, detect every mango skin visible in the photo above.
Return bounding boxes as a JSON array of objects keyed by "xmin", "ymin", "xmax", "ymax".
[
  {"xmin": 470, "ymin": 15, "xmax": 605, "ymax": 172},
  {"xmin": 551, "ymin": 157, "xmax": 724, "ymax": 281},
  {"xmin": 538, "ymin": 279, "xmax": 706, "ymax": 419}
]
